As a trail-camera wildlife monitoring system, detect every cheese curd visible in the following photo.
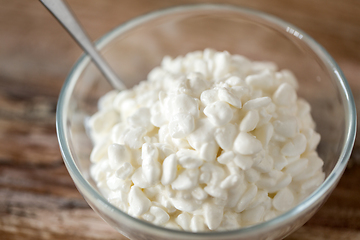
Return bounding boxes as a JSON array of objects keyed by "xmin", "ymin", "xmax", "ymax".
[{"xmin": 88, "ymin": 49, "xmax": 325, "ymax": 231}]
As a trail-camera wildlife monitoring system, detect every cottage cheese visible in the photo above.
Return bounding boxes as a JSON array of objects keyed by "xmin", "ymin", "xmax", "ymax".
[{"xmin": 88, "ymin": 49, "xmax": 325, "ymax": 231}]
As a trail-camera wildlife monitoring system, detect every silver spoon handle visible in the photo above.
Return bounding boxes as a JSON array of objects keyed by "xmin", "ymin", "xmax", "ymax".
[{"xmin": 40, "ymin": 0, "xmax": 126, "ymax": 90}]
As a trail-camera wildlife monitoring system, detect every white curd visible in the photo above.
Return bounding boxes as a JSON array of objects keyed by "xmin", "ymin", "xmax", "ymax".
[{"xmin": 88, "ymin": 49, "xmax": 325, "ymax": 231}]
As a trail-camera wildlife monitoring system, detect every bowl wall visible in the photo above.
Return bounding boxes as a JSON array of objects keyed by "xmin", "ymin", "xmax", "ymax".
[{"xmin": 57, "ymin": 4, "xmax": 356, "ymax": 240}]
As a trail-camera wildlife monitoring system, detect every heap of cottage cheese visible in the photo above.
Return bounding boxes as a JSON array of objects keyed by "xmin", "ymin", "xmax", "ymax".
[{"xmin": 88, "ymin": 49, "xmax": 325, "ymax": 231}]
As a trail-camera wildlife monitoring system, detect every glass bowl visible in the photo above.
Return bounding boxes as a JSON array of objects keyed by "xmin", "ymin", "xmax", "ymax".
[{"xmin": 56, "ymin": 4, "xmax": 356, "ymax": 240}]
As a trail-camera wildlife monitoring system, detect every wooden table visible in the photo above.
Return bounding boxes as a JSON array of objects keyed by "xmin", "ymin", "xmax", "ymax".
[{"xmin": 0, "ymin": 0, "xmax": 359, "ymax": 239}]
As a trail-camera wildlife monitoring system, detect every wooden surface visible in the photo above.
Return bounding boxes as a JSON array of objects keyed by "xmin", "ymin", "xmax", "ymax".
[{"xmin": 0, "ymin": 0, "xmax": 360, "ymax": 239}]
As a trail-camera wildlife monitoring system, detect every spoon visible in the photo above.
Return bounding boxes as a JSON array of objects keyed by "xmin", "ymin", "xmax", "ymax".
[{"xmin": 40, "ymin": 0, "xmax": 126, "ymax": 90}]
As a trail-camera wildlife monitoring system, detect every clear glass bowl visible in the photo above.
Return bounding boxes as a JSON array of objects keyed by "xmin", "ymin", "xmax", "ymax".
[{"xmin": 56, "ymin": 4, "xmax": 356, "ymax": 240}]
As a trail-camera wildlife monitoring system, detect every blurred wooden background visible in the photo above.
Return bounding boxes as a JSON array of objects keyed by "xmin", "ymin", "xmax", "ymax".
[{"xmin": 0, "ymin": 0, "xmax": 359, "ymax": 239}]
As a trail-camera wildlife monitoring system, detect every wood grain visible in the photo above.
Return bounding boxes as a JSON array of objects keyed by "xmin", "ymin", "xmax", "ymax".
[{"xmin": 0, "ymin": 0, "xmax": 359, "ymax": 239}]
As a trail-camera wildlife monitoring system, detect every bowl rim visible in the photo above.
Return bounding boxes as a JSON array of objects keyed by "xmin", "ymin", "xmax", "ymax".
[{"xmin": 56, "ymin": 3, "xmax": 357, "ymax": 237}]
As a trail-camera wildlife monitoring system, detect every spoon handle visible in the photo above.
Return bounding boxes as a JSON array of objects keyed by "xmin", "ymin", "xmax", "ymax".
[{"xmin": 40, "ymin": 0, "xmax": 126, "ymax": 90}]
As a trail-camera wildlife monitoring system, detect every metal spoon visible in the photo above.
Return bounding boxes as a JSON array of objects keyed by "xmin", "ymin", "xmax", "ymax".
[{"xmin": 40, "ymin": 0, "xmax": 126, "ymax": 90}]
